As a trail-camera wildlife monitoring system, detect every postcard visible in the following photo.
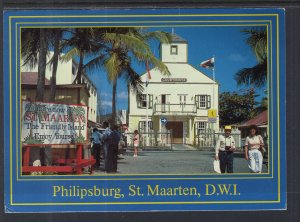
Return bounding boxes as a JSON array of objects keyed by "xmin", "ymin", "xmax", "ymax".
[{"xmin": 3, "ymin": 8, "xmax": 286, "ymax": 212}]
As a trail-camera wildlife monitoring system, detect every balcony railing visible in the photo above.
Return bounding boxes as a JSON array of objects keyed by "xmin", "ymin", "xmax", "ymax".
[{"xmin": 153, "ymin": 103, "xmax": 197, "ymax": 115}]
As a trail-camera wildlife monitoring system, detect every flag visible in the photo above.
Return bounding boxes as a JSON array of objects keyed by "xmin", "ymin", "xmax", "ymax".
[
  {"xmin": 200, "ymin": 57, "xmax": 215, "ymax": 69},
  {"xmin": 146, "ymin": 60, "xmax": 151, "ymax": 86}
]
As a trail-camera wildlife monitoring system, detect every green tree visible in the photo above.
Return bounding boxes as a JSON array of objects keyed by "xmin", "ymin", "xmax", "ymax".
[
  {"xmin": 235, "ymin": 28, "xmax": 267, "ymax": 88},
  {"xmin": 219, "ymin": 89, "xmax": 257, "ymax": 127},
  {"xmin": 252, "ymin": 95, "xmax": 268, "ymax": 116},
  {"xmin": 85, "ymin": 28, "xmax": 171, "ymax": 124}
]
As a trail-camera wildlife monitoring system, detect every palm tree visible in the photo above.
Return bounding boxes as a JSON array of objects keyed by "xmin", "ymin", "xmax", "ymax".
[
  {"xmin": 85, "ymin": 27, "xmax": 171, "ymax": 124},
  {"xmin": 49, "ymin": 28, "xmax": 63, "ymax": 102},
  {"xmin": 21, "ymin": 28, "xmax": 50, "ymax": 101},
  {"xmin": 60, "ymin": 28, "xmax": 104, "ymax": 84},
  {"xmin": 235, "ymin": 28, "xmax": 267, "ymax": 88},
  {"xmin": 22, "ymin": 28, "xmax": 66, "ymax": 102}
]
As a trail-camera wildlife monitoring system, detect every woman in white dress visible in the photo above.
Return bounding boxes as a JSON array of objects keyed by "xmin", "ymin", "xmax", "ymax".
[{"xmin": 244, "ymin": 125, "xmax": 265, "ymax": 173}]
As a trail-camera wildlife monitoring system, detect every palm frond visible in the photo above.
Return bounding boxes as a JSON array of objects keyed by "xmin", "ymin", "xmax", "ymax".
[
  {"xmin": 104, "ymin": 52, "xmax": 122, "ymax": 82},
  {"xmin": 143, "ymin": 31, "xmax": 171, "ymax": 44},
  {"xmin": 123, "ymin": 65, "xmax": 144, "ymax": 94},
  {"xmin": 147, "ymin": 54, "xmax": 171, "ymax": 76},
  {"xmin": 235, "ymin": 58, "xmax": 267, "ymax": 88},
  {"xmin": 83, "ymin": 54, "xmax": 106, "ymax": 74},
  {"xmin": 241, "ymin": 28, "xmax": 267, "ymax": 63},
  {"xmin": 103, "ymin": 33, "xmax": 149, "ymax": 55},
  {"xmin": 60, "ymin": 48, "xmax": 79, "ymax": 62},
  {"xmin": 21, "ymin": 28, "xmax": 40, "ymax": 68}
]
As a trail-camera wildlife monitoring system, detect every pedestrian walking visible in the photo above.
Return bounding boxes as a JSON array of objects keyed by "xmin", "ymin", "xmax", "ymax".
[
  {"xmin": 133, "ymin": 130, "xmax": 139, "ymax": 157},
  {"xmin": 101, "ymin": 121, "xmax": 112, "ymax": 171},
  {"xmin": 215, "ymin": 125, "xmax": 236, "ymax": 173},
  {"xmin": 91, "ymin": 128, "xmax": 102, "ymax": 170},
  {"xmin": 244, "ymin": 125, "xmax": 265, "ymax": 173}
]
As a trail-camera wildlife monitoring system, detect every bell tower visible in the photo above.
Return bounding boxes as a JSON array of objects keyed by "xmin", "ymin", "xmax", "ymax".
[{"xmin": 160, "ymin": 31, "xmax": 188, "ymax": 63}]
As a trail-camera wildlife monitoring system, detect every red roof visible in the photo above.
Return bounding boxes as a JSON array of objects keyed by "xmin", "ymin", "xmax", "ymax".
[
  {"xmin": 241, "ymin": 110, "xmax": 268, "ymax": 127},
  {"xmin": 21, "ymin": 72, "xmax": 51, "ymax": 85}
]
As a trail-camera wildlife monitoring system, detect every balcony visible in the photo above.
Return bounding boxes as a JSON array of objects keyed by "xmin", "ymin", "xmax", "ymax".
[{"xmin": 153, "ymin": 103, "xmax": 197, "ymax": 115}]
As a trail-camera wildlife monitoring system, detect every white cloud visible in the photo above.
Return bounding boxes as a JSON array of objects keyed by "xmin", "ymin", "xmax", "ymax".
[
  {"xmin": 117, "ymin": 91, "xmax": 128, "ymax": 99},
  {"xmin": 228, "ymin": 53, "xmax": 247, "ymax": 63},
  {"xmin": 102, "ymin": 101, "xmax": 112, "ymax": 107},
  {"xmin": 101, "ymin": 92, "xmax": 112, "ymax": 98}
]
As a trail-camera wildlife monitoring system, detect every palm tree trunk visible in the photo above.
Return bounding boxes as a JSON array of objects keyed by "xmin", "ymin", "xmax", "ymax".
[
  {"xmin": 76, "ymin": 50, "xmax": 84, "ymax": 84},
  {"xmin": 36, "ymin": 28, "xmax": 47, "ymax": 101},
  {"xmin": 112, "ymin": 78, "xmax": 117, "ymax": 124},
  {"xmin": 75, "ymin": 50, "xmax": 84, "ymax": 104},
  {"xmin": 49, "ymin": 29, "xmax": 60, "ymax": 102}
]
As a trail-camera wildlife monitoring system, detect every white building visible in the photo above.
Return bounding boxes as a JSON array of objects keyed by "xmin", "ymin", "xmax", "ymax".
[
  {"xmin": 128, "ymin": 33, "xmax": 219, "ymax": 145},
  {"xmin": 21, "ymin": 52, "xmax": 98, "ymax": 123}
]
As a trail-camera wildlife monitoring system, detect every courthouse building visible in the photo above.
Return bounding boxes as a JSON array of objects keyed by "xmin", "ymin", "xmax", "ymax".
[
  {"xmin": 128, "ymin": 33, "xmax": 219, "ymax": 145},
  {"xmin": 21, "ymin": 52, "xmax": 98, "ymax": 124}
]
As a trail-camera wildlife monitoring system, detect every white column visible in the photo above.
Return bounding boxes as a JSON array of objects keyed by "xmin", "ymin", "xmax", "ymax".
[
  {"xmin": 146, "ymin": 85, "xmax": 149, "ymax": 146},
  {"xmin": 189, "ymin": 118, "xmax": 192, "ymax": 144}
]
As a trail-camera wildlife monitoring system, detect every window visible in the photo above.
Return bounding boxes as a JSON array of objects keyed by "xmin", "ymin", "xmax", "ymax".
[
  {"xmin": 199, "ymin": 95, "xmax": 206, "ymax": 107},
  {"xmin": 170, "ymin": 45, "xmax": 178, "ymax": 55},
  {"xmin": 196, "ymin": 121, "xmax": 207, "ymax": 133},
  {"xmin": 178, "ymin": 95, "xmax": 187, "ymax": 105},
  {"xmin": 137, "ymin": 94, "xmax": 153, "ymax": 109},
  {"xmin": 139, "ymin": 121, "xmax": 153, "ymax": 132},
  {"xmin": 195, "ymin": 95, "xmax": 211, "ymax": 109}
]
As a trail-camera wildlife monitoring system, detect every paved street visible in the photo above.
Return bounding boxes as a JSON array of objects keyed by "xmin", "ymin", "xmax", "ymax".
[{"xmin": 93, "ymin": 144, "xmax": 268, "ymax": 174}]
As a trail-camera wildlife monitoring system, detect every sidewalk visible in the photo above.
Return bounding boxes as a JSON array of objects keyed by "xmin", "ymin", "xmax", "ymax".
[{"xmin": 92, "ymin": 149, "xmax": 268, "ymax": 175}]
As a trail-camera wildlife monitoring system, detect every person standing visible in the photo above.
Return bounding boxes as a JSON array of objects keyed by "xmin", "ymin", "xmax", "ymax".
[
  {"xmin": 101, "ymin": 121, "xmax": 112, "ymax": 172},
  {"xmin": 91, "ymin": 128, "xmax": 102, "ymax": 170},
  {"xmin": 244, "ymin": 125, "xmax": 264, "ymax": 173},
  {"xmin": 133, "ymin": 130, "xmax": 139, "ymax": 157},
  {"xmin": 215, "ymin": 126, "xmax": 236, "ymax": 173},
  {"xmin": 107, "ymin": 125, "xmax": 121, "ymax": 173}
]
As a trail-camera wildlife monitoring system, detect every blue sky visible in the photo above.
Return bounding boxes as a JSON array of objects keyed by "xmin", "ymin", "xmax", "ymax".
[{"xmin": 87, "ymin": 25, "xmax": 266, "ymax": 114}]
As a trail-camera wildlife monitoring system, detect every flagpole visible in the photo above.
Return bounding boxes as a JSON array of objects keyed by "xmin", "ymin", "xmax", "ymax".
[
  {"xmin": 146, "ymin": 81, "xmax": 149, "ymax": 146},
  {"xmin": 213, "ymin": 56, "xmax": 215, "ymax": 109},
  {"xmin": 212, "ymin": 56, "xmax": 215, "ymax": 131},
  {"xmin": 213, "ymin": 56, "xmax": 215, "ymax": 82},
  {"xmin": 145, "ymin": 60, "xmax": 149, "ymax": 147}
]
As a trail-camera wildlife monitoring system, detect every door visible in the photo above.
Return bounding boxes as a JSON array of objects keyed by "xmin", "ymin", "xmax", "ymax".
[
  {"xmin": 166, "ymin": 121, "xmax": 183, "ymax": 144},
  {"xmin": 161, "ymin": 94, "xmax": 166, "ymax": 113}
]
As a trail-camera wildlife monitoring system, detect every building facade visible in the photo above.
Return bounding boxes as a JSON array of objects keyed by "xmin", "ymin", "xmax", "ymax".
[
  {"xmin": 21, "ymin": 52, "xmax": 98, "ymax": 123},
  {"xmin": 128, "ymin": 33, "xmax": 219, "ymax": 145}
]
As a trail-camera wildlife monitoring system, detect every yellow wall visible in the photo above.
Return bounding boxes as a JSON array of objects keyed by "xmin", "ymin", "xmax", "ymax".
[{"xmin": 128, "ymin": 116, "xmax": 141, "ymax": 132}]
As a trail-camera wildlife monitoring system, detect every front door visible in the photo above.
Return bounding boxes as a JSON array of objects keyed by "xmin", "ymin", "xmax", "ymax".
[{"xmin": 166, "ymin": 121, "xmax": 183, "ymax": 144}]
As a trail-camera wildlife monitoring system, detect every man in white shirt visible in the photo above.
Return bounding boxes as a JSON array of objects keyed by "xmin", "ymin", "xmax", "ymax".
[{"xmin": 215, "ymin": 126, "xmax": 236, "ymax": 173}]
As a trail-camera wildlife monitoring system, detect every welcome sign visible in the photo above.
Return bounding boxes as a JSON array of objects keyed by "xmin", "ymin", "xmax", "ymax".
[{"xmin": 22, "ymin": 101, "xmax": 88, "ymax": 145}]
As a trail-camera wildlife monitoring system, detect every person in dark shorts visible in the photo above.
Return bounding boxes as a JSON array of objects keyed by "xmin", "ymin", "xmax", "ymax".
[
  {"xmin": 215, "ymin": 126, "xmax": 236, "ymax": 173},
  {"xmin": 91, "ymin": 128, "xmax": 102, "ymax": 170}
]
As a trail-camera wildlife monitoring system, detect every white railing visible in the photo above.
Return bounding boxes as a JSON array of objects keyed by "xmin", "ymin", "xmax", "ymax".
[{"xmin": 154, "ymin": 103, "xmax": 197, "ymax": 115}]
